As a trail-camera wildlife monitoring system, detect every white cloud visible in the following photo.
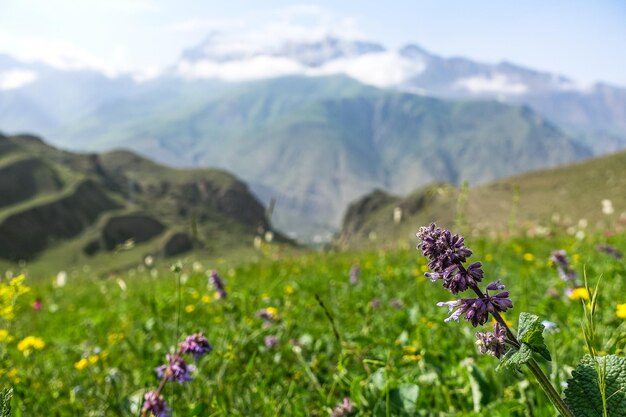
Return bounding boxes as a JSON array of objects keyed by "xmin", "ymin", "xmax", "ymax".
[
  {"xmin": 168, "ymin": 18, "xmax": 247, "ymax": 34},
  {"xmin": 556, "ymin": 79, "xmax": 594, "ymax": 93},
  {"xmin": 177, "ymin": 56, "xmax": 303, "ymax": 82},
  {"xmin": 0, "ymin": 32, "xmax": 131, "ymax": 77},
  {"xmin": 132, "ymin": 66, "xmax": 163, "ymax": 82},
  {"xmin": 168, "ymin": 4, "xmax": 366, "ymax": 52},
  {"xmin": 308, "ymin": 52, "xmax": 423, "ymax": 88},
  {"xmin": 0, "ymin": 69, "xmax": 38, "ymax": 90},
  {"xmin": 88, "ymin": 0, "xmax": 160, "ymax": 14},
  {"xmin": 454, "ymin": 73, "xmax": 528, "ymax": 95},
  {"xmin": 176, "ymin": 51, "xmax": 425, "ymax": 88}
]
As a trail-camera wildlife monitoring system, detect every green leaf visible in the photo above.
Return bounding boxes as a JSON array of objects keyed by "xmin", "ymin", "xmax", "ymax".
[
  {"xmin": 0, "ymin": 388, "xmax": 12, "ymax": 417},
  {"xmin": 465, "ymin": 362, "xmax": 491, "ymax": 412},
  {"xmin": 500, "ymin": 343, "xmax": 533, "ymax": 370},
  {"xmin": 388, "ymin": 384, "xmax": 419, "ymax": 415},
  {"xmin": 517, "ymin": 312, "xmax": 551, "ymax": 362},
  {"xmin": 368, "ymin": 368, "xmax": 387, "ymax": 393},
  {"xmin": 564, "ymin": 355, "xmax": 626, "ymax": 417}
]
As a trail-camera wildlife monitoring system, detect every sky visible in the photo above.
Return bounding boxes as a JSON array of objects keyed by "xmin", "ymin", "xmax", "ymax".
[{"xmin": 0, "ymin": 0, "xmax": 625, "ymax": 85}]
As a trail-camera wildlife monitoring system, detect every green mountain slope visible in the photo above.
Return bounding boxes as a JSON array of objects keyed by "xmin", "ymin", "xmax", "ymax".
[
  {"xmin": 55, "ymin": 76, "xmax": 590, "ymax": 240},
  {"xmin": 336, "ymin": 149, "xmax": 626, "ymax": 249},
  {"xmin": 0, "ymin": 132, "xmax": 276, "ymax": 266}
]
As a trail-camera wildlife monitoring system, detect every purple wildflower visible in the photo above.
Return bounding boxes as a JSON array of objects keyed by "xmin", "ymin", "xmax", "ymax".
[
  {"xmin": 437, "ymin": 284, "xmax": 512, "ymax": 327},
  {"xmin": 155, "ymin": 354, "xmax": 194, "ymax": 383},
  {"xmin": 476, "ymin": 322, "xmax": 508, "ymax": 358},
  {"xmin": 349, "ymin": 265, "xmax": 360, "ymax": 285},
  {"xmin": 427, "ymin": 262, "xmax": 484, "ymax": 294},
  {"xmin": 179, "ymin": 333, "xmax": 212, "ymax": 360},
  {"xmin": 418, "ymin": 224, "xmax": 482, "ymax": 293},
  {"xmin": 369, "ymin": 298, "xmax": 381, "ymax": 310},
  {"xmin": 417, "ymin": 224, "xmax": 473, "ymax": 273},
  {"xmin": 208, "ymin": 270, "xmax": 227, "ymax": 299},
  {"xmin": 596, "ymin": 244, "xmax": 623, "ymax": 259},
  {"xmin": 256, "ymin": 307, "xmax": 279, "ymax": 321},
  {"xmin": 331, "ymin": 397, "xmax": 355, "ymax": 417},
  {"xmin": 141, "ymin": 391, "xmax": 170, "ymax": 417},
  {"xmin": 390, "ymin": 298, "xmax": 404, "ymax": 309},
  {"xmin": 264, "ymin": 335, "xmax": 278, "ymax": 349},
  {"xmin": 550, "ymin": 250, "xmax": 577, "ymax": 281}
]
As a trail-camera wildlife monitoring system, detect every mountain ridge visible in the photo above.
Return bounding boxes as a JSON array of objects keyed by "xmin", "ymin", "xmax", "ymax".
[
  {"xmin": 336, "ymin": 149, "xmax": 626, "ymax": 249},
  {"xmin": 0, "ymin": 132, "xmax": 276, "ymax": 263}
]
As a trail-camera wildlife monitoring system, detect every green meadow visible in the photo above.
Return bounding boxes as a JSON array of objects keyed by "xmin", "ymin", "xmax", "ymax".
[{"xmin": 2, "ymin": 230, "xmax": 625, "ymax": 416}]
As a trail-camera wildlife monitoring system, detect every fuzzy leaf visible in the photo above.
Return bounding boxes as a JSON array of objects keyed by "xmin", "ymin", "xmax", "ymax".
[
  {"xmin": 517, "ymin": 312, "xmax": 551, "ymax": 361},
  {"xmin": 564, "ymin": 355, "xmax": 626, "ymax": 417},
  {"xmin": 500, "ymin": 343, "xmax": 533, "ymax": 370}
]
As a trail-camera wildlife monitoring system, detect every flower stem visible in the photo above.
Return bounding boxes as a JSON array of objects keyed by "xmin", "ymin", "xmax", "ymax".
[
  {"xmin": 526, "ymin": 358, "xmax": 574, "ymax": 417},
  {"xmin": 471, "ymin": 284, "xmax": 574, "ymax": 417}
]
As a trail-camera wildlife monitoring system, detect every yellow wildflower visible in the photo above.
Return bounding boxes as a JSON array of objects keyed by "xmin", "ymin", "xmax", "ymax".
[
  {"xmin": 265, "ymin": 306, "xmax": 279, "ymax": 319},
  {"xmin": 616, "ymin": 303, "xmax": 626, "ymax": 319},
  {"xmin": 523, "ymin": 253, "xmax": 535, "ymax": 262},
  {"xmin": 0, "ymin": 368, "xmax": 20, "ymax": 384},
  {"xmin": 402, "ymin": 354, "xmax": 422, "ymax": 362},
  {"xmin": 0, "ymin": 305, "xmax": 14, "ymax": 321},
  {"xmin": 88, "ymin": 355, "xmax": 99, "ymax": 365},
  {"xmin": 201, "ymin": 294, "xmax": 210, "ymax": 303},
  {"xmin": 17, "ymin": 336, "xmax": 45, "ymax": 354},
  {"xmin": 185, "ymin": 304, "xmax": 195, "ymax": 313},
  {"xmin": 107, "ymin": 332, "xmax": 124, "ymax": 344},
  {"xmin": 403, "ymin": 346, "xmax": 418, "ymax": 354},
  {"xmin": 492, "ymin": 315, "xmax": 514, "ymax": 328},
  {"xmin": 0, "ymin": 329, "xmax": 13, "ymax": 343},
  {"xmin": 569, "ymin": 287, "xmax": 590, "ymax": 301},
  {"xmin": 74, "ymin": 358, "xmax": 89, "ymax": 370},
  {"xmin": 284, "ymin": 285, "xmax": 295, "ymax": 295}
]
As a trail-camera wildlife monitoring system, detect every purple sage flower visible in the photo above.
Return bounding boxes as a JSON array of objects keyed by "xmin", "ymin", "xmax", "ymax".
[
  {"xmin": 437, "ymin": 284, "xmax": 512, "ymax": 327},
  {"xmin": 476, "ymin": 322, "xmax": 508, "ymax": 358},
  {"xmin": 179, "ymin": 333, "xmax": 212, "ymax": 360},
  {"xmin": 390, "ymin": 298, "xmax": 404, "ymax": 309},
  {"xmin": 596, "ymin": 244, "xmax": 623, "ymax": 260},
  {"xmin": 349, "ymin": 265, "xmax": 360, "ymax": 285},
  {"xmin": 264, "ymin": 335, "xmax": 278, "ymax": 349},
  {"xmin": 427, "ymin": 262, "xmax": 484, "ymax": 294},
  {"xmin": 142, "ymin": 391, "xmax": 170, "ymax": 417},
  {"xmin": 331, "ymin": 397, "xmax": 355, "ymax": 417},
  {"xmin": 418, "ymin": 224, "xmax": 482, "ymax": 293},
  {"xmin": 417, "ymin": 224, "xmax": 473, "ymax": 274},
  {"xmin": 208, "ymin": 270, "xmax": 227, "ymax": 299},
  {"xmin": 155, "ymin": 354, "xmax": 195, "ymax": 383},
  {"xmin": 550, "ymin": 250, "xmax": 578, "ymax": 281},
  {"xmin": 369, "ymin": 298, "xmax": 381, "ymax": 310}
]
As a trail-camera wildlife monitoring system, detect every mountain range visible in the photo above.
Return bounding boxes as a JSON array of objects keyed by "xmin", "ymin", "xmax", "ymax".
[{"xmin": 1, "ymin": 35, "xmax": 624, "ymax": 239}]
